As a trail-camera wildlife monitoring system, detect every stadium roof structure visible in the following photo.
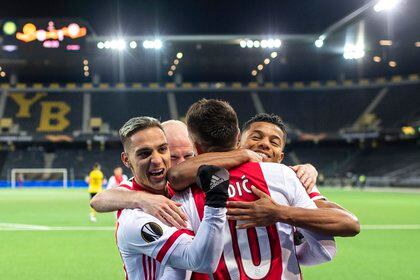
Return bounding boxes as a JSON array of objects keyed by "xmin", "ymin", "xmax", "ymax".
[{"xmin": 0, "ymin": 0, "xmax": 418, "ymax": 83}]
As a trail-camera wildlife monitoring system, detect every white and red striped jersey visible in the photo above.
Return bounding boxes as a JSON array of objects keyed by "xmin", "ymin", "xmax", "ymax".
[
  {"xmin": 116, "ymin": 179, "xmax": 227, "ymax": 280},
  {"xmin": 173, "ymin": 162, "xmax": 336, "ymax": 280}
]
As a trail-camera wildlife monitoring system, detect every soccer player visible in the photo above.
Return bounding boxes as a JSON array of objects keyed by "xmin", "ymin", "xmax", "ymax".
[
  {"xmin": 168, "ymin": 113, "xmax": 359, "ymax": 235},
  {"xmin": 169, "ymin": 99, "xmax": 353, "ymax": 279},
  {"xmin": 86, "ymin": 163, "xmax": 105, "ymax": 222},
  {"xmin": 115, "ymin": 116, "xmax": 231, "ymax": 279},
  {"xmin": 91, "ymin": 119, "xmax": 319, "ymax": 228},
  {"xmin": 106, "ymin": 167, "xmax": 128, "ymax": 189},
  {"xmin": 227, "ymin": 113, "xmax": 360, "ymax": 228}
]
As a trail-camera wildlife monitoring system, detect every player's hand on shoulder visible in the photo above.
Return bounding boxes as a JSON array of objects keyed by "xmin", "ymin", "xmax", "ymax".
[
  {"xmin": 289, "ymin": 164, "xmax": 318, "ymax": 193},
  {"xmin": 243, "ymin": 149, "xmax": 264, "ymax": 163},
  {"xmin": 139, "ymin": 192, "xmax": 188, "ymax": 229}
]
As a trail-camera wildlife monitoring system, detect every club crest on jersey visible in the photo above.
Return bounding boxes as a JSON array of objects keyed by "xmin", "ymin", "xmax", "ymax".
[{"xmin": 141, "ymin": 222, "xmax": 163, "ymax": 243}]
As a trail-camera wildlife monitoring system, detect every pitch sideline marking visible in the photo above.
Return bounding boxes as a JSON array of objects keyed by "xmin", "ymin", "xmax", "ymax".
[{"xmin": 1, "ymin": 223, "xmax": 420, "ymax": 231}]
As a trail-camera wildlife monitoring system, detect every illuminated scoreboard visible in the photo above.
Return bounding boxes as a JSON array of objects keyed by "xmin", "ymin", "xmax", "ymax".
[{"xmin": 1, "ymin": 19, "xmax": 88, "ymax": 53}]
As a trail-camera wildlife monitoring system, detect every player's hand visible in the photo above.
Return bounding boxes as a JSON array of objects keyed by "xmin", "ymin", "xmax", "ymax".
[
  {"xmin": 196, "ymin": 165, "xmax": 230, "ymax": 208},
  {"xmin": 139, "ymin": 192, "xmax": 188, "ymax": 229},
  {"xmin": 226, "ymin": 186, "xmax": 281, "ymax": 229},
  {"xmin": 289, "ymin": 164, "xmax": 318, "ymax": 193},
  {"xmin": 243, "ymin": 149, "xmax": 264, "ymax": 162}
]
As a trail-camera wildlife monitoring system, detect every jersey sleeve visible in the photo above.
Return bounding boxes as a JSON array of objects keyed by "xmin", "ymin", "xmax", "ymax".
[
  {"xmin": 160, "ymin": 265, "xmax": 190, "ymax": 280},
  {"xmin": 172, "ymin": 188, "xmax": 201, "ymax": 233},
  {"xmin": 117, "ymin": 209, "xmax": 194, "ymax": 267},
  {"xmin": 295, "ymin": 228, "xmax": 336, "ymax": 266},
  {"xmin": 260, "ymin": 163, "xmax": 316, "ymax": 209},
  {"xmin": 165, "ymin": 206, "xmax": 227, "ymax": 273},
  {"xmin": 308, "ymin": 185, "xmax": 326, "ymax": 201},
  {"xmin": 118, "ymin": 206, "xmax": 227, "ymax": 273}
]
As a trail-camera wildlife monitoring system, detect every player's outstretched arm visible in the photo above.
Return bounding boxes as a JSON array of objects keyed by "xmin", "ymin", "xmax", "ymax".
[
  {"xmin": 167, "ymin": 148, "xmax": 262, "ymax": 191},
  {"xmin": 90, "ymin": 187, "xmax": 188, "ymax": 229},
  {"xmin": 227, "ymin": 186, "xmax": 360, "ymax": 236}
]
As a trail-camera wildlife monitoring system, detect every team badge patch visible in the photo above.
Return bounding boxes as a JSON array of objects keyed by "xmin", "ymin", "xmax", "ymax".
[{"xmin": 141, "ymin": 222, "xmax": 163, "ymax": 243}]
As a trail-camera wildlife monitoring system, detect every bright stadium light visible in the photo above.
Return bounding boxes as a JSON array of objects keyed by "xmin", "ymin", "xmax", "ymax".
[
  {"xmin": 246, "ymin": 40, "xmax": 253, "ymax": 48},
  {"xmin": 253, "ymin": 40, "xmax": 260, "ymax": 48},
  {"xmin": 257, "ymin": 64, "xmax": 263, "ymax": 71},
  {"xmin": 343, "ymin": 43, "xmax": 365, "ymax": 60},
  {"xmin": 3, "ymin": 21, "xmax": 17, "ymax": 35},
  {"xmin": 373, "ymin": 56, "xmax": 382, "ymax": 62},
  {"xmin": 168, "ymin": 71, "xmax": 174, "ymax": 76},
  {"xmin": 129, "ymin": 41, "xmax": 137, "ymax": 49},
  {"xmin": 260, "ymin": 40, "xmax": 268, "ymax": 48},
  {"xmin": 176, "ymin": 52, "xmax": 183, "ymax": 59},
  {"xmin": 315, "ymin": 39, "xmax": 324, "ymax": 48},
  {"xmin": 264, "ymin": 58, "xmax": 270, "ymax": 64},
  {"xmin": 114, "ymin": 39, "xmax": 126, "ymax": 50},
  {"xmin": 174, "ymin": 59, "xmax": 179, "ymax": 65},
  {"xmin": 273, "ymin": 39, "xmax": 282, "ymax": 48},
  {"xmin": 0, "ymin": 71, "xmax": 6, "ymax": 78},
  {"xmin": 104, "ymin": 41, "xmax": 111, "ymax": 49},
  {"xmin": 97, "ymin": 41, "xmax": 104, "ymax": 49},
  {"xmin": 379, "ymin": 39, "xmax": 392, "ymax": 46},
  {"xmin": 267, "ymin": 39, "xmax": 275, "ymax": 48},
  {"xmin": 270, "ymin": 51, "xmax": 278, "ymax": 58},
  {"xmin": 239, "ymin": 40, "xmax": 247, "ymax": 48},
  {"xmin": 388, "ymin": 60, "xmax": 397, "ymax": 67},
  {"xmin": 154, "ymin": 39, "xmax": 163, "ymax": 49},
  {"xmin": 170, "ymin": 65, "xmax": 176, "ymax": 71},
  {"xmin": 374, "ymin": 0, "xmax": 400, "ymax": 12},
  {"xmin": 143, "ymin": 39, "xmax": 162, "ymax": 49},
  {"xmin": 251, "ymin": 70, "xmax": 257, "ymax": 76}
]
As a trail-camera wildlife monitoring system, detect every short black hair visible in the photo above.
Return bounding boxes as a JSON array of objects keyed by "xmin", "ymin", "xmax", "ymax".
[
  {"xmin": 242, "ymin": 113, "xmax": 287, "ymax": 145},
  {"xmin": 186, "ymin": 99, "xmax": 239, "ymax": 151}
]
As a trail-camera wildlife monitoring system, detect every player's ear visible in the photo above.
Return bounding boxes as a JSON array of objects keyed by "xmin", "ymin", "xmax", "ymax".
[
  {"xmin": 235, "ymin": 131, "xmax": 241, "ymax": 148},
  {"xmin": 194, "ymin": 142, "xmax": 204, "ymax": 155},
  {"xmin": 121, "ymin": 152, "xmax": 131, "ymax": 169}
]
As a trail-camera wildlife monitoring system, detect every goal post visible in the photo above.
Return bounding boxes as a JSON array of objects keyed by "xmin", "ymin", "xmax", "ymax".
[{"xmin": 11, "ymin": 168, "xmax": 68, "ymax": 188}]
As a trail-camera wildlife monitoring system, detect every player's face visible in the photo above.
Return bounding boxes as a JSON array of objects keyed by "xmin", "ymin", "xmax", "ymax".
[
  {"xmin": 168, "ymin": 138, "xmax": 195, "ymax": 166},
  {"xmin": 240, "ymin": 121, "xmax": 285, "ymax": 163},
  {"xmin": 123, "ymin": 127, "xmax": 171, "ymax": 193},
  {"xmin": 114, "ymin": 167, "xmax": 123, "ymax": 176}
]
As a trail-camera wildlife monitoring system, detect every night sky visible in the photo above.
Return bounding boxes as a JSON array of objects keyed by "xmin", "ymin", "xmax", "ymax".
[{"xmin": 1, "ymin": 0, "xmax": 369, "ymax": 35}]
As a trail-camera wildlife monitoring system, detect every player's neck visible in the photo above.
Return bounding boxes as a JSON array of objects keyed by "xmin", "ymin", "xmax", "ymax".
[
  {"xmin": 133, "ymin": 178, "xmax": 166, "ymax": 195},
  {"xmin": 205, "ymin": 146, "xmax": 235, "ymax": 153}
]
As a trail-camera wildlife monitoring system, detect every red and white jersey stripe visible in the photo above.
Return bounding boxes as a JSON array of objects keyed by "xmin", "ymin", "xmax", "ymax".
[
  {"xmin": 173, "ymin": 162, "xmax": 334, "ymax": 280},
  {"xmin": 116, "ymin": 179, "xmax": 191, "ymax": 280}
]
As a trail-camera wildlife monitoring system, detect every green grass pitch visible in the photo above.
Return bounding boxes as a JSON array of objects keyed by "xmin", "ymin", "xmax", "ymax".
[{"xmin": 0, "ymin": 187, "xmax": 419, "ymax": 279}]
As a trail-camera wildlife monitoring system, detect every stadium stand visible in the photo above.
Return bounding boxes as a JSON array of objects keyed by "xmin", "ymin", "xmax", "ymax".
[{"xmin": 0, "ymin": 82, "xmax": 419, "ymax": 186}]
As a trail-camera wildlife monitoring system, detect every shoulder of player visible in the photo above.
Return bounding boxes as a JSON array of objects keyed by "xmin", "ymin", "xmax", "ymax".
[
  {"xmin": 259, "ymin": 162, "xmax": 297, "ymax": 178},
  {"xmin": 118, "ymin": 208, "xmax": 157, "ymax": 226},
  {"xmin": 118, "ymin": 179, "xmax": 134, "ymax": 190}
]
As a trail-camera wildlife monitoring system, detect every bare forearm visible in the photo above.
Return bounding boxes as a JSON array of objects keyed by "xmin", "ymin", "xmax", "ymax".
[
  {"xmin": 90, "ymin": 189, "xmax": 142, "ymax": 212},
  {"xmin": 168, "ymin": 149, "xmax": 251, "ymax": 190},
  {"xmin": 277, "ymin": 206, "xmax": 360, "ymax": 237},
  {"xmin": 315, "ymin": 199, "xmax": 357, "ymax": 215}
]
